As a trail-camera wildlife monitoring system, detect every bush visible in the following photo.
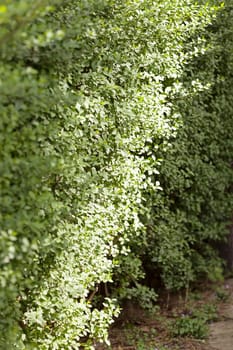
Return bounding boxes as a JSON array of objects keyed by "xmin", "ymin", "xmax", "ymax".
[
  {"xmin": 171, "ymin": 304, "xmax": 217, "ymax": 339},
  {"xmin": 142, "ymin": 1, "xmax": 233, "ymax": 291},
  {"xmin": 0, "ymin": 0, "xmax": 233, "ymax": 348}
]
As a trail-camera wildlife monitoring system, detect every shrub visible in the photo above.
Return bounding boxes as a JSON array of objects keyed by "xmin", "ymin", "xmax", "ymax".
[
  {"xmin": 0, "ymin": 0, "xmax": 233, "ymax": 348},
  {"xmin": 171, "ymin": 304, "xmax": 217, "ymax": 339}
]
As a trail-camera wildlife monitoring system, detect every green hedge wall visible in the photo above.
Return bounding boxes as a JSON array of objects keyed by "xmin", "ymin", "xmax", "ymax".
[{"xmin": 0, "ymin": 0, "xmax": 233, "ymax": 348}]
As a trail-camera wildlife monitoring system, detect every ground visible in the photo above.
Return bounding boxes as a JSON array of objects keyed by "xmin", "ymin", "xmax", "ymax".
[
  {"xmin": 208, "ymin": 278, "xmax": 233, "ymax": 350},
  {"xmin": 97, "ymin": 278, "xmax": 233, "ymax": 350}
]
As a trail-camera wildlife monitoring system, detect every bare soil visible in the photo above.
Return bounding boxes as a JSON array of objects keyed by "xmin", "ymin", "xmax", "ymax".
[
  {"xmin": 208, "ymin": 279, "xmax": 233, "ymax": 350},
  {"xmin": 97, "ymin": 279, "xmax": 233, "ymax": 350}
]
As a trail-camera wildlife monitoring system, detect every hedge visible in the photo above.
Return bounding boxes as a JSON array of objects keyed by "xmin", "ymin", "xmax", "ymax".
[{"xmin": 0, "ymin": 0, "xmax": 233, "ymax": 348}]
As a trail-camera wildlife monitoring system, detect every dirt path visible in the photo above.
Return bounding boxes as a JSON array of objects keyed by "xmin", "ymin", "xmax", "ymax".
[
  {"xmin": 208, "ymin": 279, "xmax": 233, "ymax": 350},
  {"xmin": 98, "ymin": 279, "xmax": 233, "ymax": 350}
]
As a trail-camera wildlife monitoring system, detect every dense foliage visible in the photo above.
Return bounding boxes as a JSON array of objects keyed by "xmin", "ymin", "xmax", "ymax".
[{"xmin": 0, "ymin": 0, "xmax": 233, "ymax": 348}]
